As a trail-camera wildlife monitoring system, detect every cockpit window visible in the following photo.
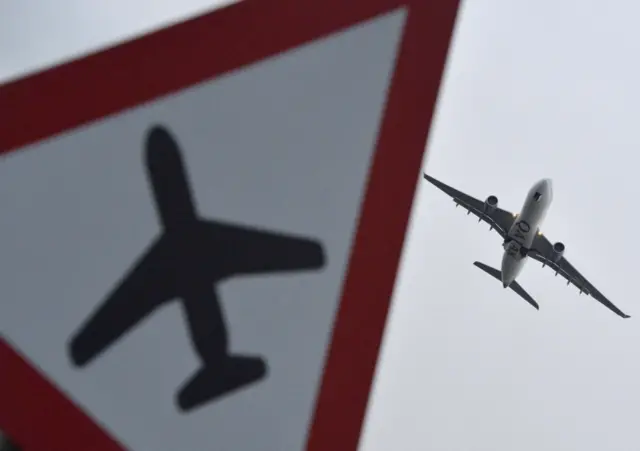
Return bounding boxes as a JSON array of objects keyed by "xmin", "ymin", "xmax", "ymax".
[{"xmin": 533, "ymin": 192, "xmax": 542, "ymax": 201}]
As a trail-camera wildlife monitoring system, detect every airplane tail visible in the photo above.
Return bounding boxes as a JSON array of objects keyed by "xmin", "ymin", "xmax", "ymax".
[
  {"xmin": 473, "ymin": 261, "xmax": 539, "ymax": 311},
  {"xmin": 176, "ymin": 355, "xmax": 267, "ymax": 412}
]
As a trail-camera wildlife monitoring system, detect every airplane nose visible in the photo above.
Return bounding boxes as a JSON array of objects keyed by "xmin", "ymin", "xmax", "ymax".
[
  {"xmin": 544, "ymin": 178, "xmax": 553, "ymax": 199},
  {"xmin": 534, "ymin": 178, "xmax": 553, "ymax": 200}
]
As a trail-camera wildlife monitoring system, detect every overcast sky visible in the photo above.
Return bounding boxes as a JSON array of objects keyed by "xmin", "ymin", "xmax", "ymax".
[{"xmin": 3, "ymin": 1, "xmax": 640, "ymax": 451}]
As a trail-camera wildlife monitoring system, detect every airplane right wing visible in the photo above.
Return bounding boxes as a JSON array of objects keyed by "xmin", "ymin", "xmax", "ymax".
[
  {"xmin": 423, "ymin": 173, "xmax": 516, "ymax": 238},
  {"xmin": 206, "ymin": 220, "xmax": 326, "ymax": 277},
  {"xmin": 528, "ymin": 233, "xmax": 630, "ymax": 318}
]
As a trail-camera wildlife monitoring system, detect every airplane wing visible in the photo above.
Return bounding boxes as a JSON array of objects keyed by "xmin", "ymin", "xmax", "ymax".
[
  {"xmin": 68, "ymin": 239, "xmax": 176, "ymax": 365},
  {"xmin": 423, "ymin": 173, "xmax": 516, "ymax": 238},
  {"xmin": 528, "ymin": 233, "xmax": 630, "ymax": 318},
  {"xmin": 206, "ymin": 220, "xmax": 326, "ymax": 277}
]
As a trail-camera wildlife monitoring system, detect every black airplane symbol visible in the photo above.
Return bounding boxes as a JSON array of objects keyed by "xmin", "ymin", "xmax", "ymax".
[{"xmin": 68, "ymin": 124, "xmax": 326, "ymax": 412}]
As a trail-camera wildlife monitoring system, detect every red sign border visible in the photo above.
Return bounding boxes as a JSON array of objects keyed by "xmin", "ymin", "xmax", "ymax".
[{"xmin": 0, "ymin": 0, "xmax": 460, "ymax": 449}]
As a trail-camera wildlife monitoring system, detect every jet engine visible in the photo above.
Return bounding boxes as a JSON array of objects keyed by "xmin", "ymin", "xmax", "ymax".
[
  {"xmin": 484, "ymin": 195, "xmax": 498, "ymax": 213},
  {"xmin": 552, "ymin": 242, "xmax": 565, "ymax": 262}
]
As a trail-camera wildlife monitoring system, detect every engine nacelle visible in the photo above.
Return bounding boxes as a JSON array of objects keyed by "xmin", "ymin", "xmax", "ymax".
[
  {"xmin": 552, "ymin": 241, "xmax": 565, "ymax": 262},
  {"xmin": 484, "ymin": 195, "xmax": 498, "ymax": 213}
]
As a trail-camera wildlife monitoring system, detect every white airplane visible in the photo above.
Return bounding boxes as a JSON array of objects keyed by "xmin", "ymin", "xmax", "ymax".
[{"xmin": 423, "ymin": 173, "xmax": 630, "ymax": 318}]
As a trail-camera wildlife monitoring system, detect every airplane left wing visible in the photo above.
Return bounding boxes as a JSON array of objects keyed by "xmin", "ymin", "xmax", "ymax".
[
  {"xmin": 69, "ymin": 239, "xmax": 176, "ymax": 366},
  {"xmin": 423, "ymin": 173, "xmax": 516, "ymax": 238},
  {"xmin": 528, "ymin": 233, "xmax": 630, "ymax": 318}
]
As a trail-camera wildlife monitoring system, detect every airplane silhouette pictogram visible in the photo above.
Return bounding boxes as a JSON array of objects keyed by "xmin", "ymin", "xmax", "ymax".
[{"xmin": 68, "ymin": 124, "xmax": 326, "ymax": 412}]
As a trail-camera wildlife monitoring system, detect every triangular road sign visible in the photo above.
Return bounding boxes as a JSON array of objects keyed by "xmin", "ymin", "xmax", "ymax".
[{"xmin": 0, "ymin": 0, "xmax": 460, "ymax": 450}]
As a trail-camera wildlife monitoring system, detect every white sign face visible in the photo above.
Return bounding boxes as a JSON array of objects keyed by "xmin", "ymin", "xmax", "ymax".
[{"xmin": 0, "ymin": 8, "xmax": 406, "ymax": 451}]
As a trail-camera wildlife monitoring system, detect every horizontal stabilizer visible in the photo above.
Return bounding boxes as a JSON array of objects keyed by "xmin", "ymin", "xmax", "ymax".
[{"xmin": 473, "ymin": 261, "xmax": 539, "ymax": 310}]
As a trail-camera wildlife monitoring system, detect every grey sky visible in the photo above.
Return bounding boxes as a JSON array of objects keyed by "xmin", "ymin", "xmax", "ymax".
[{"xmin": 3, "ymin": 1, "xmax": 640, "ymax": 451}]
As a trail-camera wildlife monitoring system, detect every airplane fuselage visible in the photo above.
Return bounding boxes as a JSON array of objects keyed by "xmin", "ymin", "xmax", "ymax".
[{"xmin": 501, "ymin": 179, "xmax": 553, "ymax": 288}]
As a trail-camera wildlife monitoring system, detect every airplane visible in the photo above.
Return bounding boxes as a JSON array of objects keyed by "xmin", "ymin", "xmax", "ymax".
[
  {"xmin": 68, "ymin": 124, "xmax": 327, "ymax": 412},
  {"xmin": 423, "ymin": 173, "xmax": 630, "ymax": 318}
]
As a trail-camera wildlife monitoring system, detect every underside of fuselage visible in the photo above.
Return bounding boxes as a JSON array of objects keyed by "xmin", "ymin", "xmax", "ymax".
[{"xmin": 500, "ymin": 178, "xmax": 553, "ymax": 288}]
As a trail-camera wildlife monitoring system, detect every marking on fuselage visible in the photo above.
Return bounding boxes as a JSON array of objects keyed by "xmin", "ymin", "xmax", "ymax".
[
  {"xmin": 505, "ymin": 240, "xmax": 521, "ymax": 258},
  {"xmin": 512, "ymin": 219, "xmax": 530, "ymax": 243}
]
